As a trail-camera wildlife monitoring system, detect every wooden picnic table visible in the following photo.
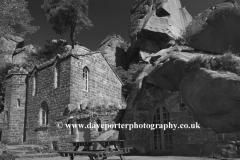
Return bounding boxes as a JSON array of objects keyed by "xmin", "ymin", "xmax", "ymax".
[{"xmin": 58, "ymin": 140, "xmax": 132, "ymax": 160}]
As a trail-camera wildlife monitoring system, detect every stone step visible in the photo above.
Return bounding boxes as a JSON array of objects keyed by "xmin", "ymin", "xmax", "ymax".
[
  {"xmin": 8, "ymin": 150, "xmax": 38, "ymax": 155},
  {"xmin": 15, "ymin": 152, "xmax": 60, "ymax": 159}
]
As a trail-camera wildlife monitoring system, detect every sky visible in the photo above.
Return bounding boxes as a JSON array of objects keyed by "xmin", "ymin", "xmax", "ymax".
[{"xmin": 25, "ymin": 0, "xmax": 240, "ymax": 51}]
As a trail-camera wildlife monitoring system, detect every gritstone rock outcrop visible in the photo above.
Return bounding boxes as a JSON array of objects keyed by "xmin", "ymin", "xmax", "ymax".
[
  {"xmin": 185, "ymin": 0, "xmax": 240, "ymax": 54},
  {"xmin": 180, "ymin": 67, "xmax": 240, "ymax": 133},
  {"xmin": 0, "ymin": 35, "xmax": 24, "ymax": 65},
  {"xmin": 124, "ymin": 0, "xmax": 240, "ymax": 134},
  {"xmin": 127, "ymin": 0, "xmax": 192, "ymax": 64}
]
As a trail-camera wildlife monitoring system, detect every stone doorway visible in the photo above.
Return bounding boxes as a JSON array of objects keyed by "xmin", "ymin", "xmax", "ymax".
[{"xmin": 152, "ymin": 104, "xmax": 173, "ymax": 155}]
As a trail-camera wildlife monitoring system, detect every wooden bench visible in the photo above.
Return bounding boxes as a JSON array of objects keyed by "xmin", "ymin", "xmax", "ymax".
[
  {"xmin": 58, "ymin": 147, "xmax": 132, "ymax": 160},
  {"xmin": 58, "ymin": 140, "xmax": 131, "ymax": 160}
]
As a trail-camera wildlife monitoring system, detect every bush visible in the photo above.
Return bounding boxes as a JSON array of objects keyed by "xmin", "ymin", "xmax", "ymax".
[
  {"xmin": 186, "ymin": 52, "xmax": 240, "ymax": 75},
  {"xmin": 208, "ymin": 153, "xmax": 223, "ymax": 159},
  {"xmin": 115, "ymin": 63, "xmax": 146, "ymax": 100},
  {"xmin": 0, "ymin": 153, "xmax": 16, "ymax": 160}
]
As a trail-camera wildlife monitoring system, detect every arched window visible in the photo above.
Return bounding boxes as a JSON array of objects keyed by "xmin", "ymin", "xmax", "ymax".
[
  {"xmin": 17, "ymin": 99, "xmax": 21, "ymax": 107},
  {"xmin": 32, "ymin": 73, "xmax": 37, "ymax": 96},
  {"xmin": 54, "ymin": 63, "xmax": 60, "ymax": 88},
  {"xmin": 83, "ymin": 67, "xmax": 89, "ymax": 91},
  {"xmin": 39, "ymin": 102, "xmax": 48, "ymax": 126},
  {"xmin": 152, "ymin": 105, "xmax": 173, "ymax": 151}
]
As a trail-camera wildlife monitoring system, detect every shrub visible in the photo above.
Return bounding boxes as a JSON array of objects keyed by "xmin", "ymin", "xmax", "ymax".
[
  {"xmin": 0, "ymin": 153, "xmax": 16, "ymax": 160},
  {"xmin": 208, "ymin": 153, "xmax": 223, "ymax": 159},
  {"xmin": 115, "ymin": 63, "xmax": 146, "ymax": 100},
  {"xmin": 186, "ymin": 52, "xmax": 240, "ymax": 75}
]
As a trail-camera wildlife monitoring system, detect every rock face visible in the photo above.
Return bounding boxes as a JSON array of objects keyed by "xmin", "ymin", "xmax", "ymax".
[
  {"xmin": 121, "ymin": 0, "xmax": 240, "ymax": 157},
  {"xmin": 145, "ymin": 50, "xmax": 240, "ymax": 134},
  {"xmin": 147, "ymin": 49, "xmax": 196, "ymax": 92},
  {"xmin": 0, "ymin": 35, "xmax": 24, "ymax": 65},
  {"xmin": 128, "ymin": 0, "xmax": 192, "ymax": 64},
  {"xmin": 180, "ymin": 68, "xmax": 240, "ymax": 133},
  {"xmin": 123, "ymin": 0, "xmax": 240, "ymax": 135},
  {"xmin": 0, "ymin": 35, "xmax": 37, "ymax": 66},
  {"xmin": 121, "ymin": 48, "xmax": 240, "ymax": 156},
  {"xmin": 98, "ymin": 33, "xmax": 129, "ymax": 69},
  {"xmin": 187, "ymin": 0, "xmax": 240, "ymax": 54},
  {"xmin": 12, "ymin": 44, "xmax": 37, "ymax": 65}
]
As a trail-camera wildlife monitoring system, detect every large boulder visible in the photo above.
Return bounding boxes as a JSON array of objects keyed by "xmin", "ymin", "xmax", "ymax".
[
  {"xmin": 147, "ymin": 49, "xmax": 195, "ymax": 92},
  {"xmin": 127, "ymin": 0, "xmax": 192, "ymax": 64},
  {"xmin": 0, "ymin": 35, "xmax": 23, "ymax": 65},
  {"xmin": 12, "ymin": 44, "xmax": 37, "ymax": 65},
  {"xmin": 129, "ymin": 0, "xmax": 192, "ymax": 39},
  {"xmin": 179, "ymin": 68, "xmax": 240, "ymax": 133},
  {"xmin": 126, "ymin": 45, "xmax": 240, "ymax": 134},
  {"xmin": 186, "ymin": 0, "xmax": 240, "ymax": 54}
]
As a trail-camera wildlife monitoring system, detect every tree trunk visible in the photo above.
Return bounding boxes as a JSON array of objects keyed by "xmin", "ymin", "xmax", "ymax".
[{"xmin": 70, "ymin": 30, "xmax": 75, "ymax": 49}]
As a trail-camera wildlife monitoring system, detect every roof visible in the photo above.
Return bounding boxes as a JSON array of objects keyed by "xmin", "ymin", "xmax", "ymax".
[
  {"xmin": 28, "ymin": 50, "xmax": 77, "ymax": 75},
  {"xmin": 28, "ymin": 48, "xmax": 123, "ymax": 85},
  {"xmin": 98, "ymin": 52, "xmax": 124, "ymax": 85},
  {"xmin": 98, "ymin": 33, "xmax": 129, "ymax": 50}
]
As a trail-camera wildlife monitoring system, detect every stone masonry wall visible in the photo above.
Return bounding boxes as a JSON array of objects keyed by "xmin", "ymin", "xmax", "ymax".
[
  {"xmin": 26, "ymin": 57, "xmax": 72, "ymax": 146},
  {"xmin": 69, "ymin": 53, "xmax": 123, "ymax": 140},
  {"xmin": 25, "ymin": 53, "xmax": 123, "ymax": 148},
  {"xmin": 2, "ymin": 73, "xmax": 27, "ymax": 144},
  {"xmin": 69, "ymin": 53, "xmax": 122, "ymax": 114}
]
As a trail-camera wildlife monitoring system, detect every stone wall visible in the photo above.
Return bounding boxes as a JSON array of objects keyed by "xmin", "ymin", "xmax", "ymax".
[
  {"xmin": 68, "ymin": 52, "xmax": 123, "ymax": 141},
  {"xmin": 1, "ymin": 69, "xmax": 28, "ymax": 144},
  {"xmin": 24, "ymin": 52, "xmax": 123, "ymax": 147},
  {"xmin": 26, "ymin": 56, "xmax": 72, "ymax": 146},
  {"xmin": 69, "ymin": 52, "xmax": 122, "ymax": 112}
]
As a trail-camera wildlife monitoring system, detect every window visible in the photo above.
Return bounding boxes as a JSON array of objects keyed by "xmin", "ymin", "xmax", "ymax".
[
  {"xmin": 54, "ymin": 63, "xmax": 60, "ymax": 88},
  {"xmin": 83, "ymin": 67, "xmax": 89, "ymax": 91},
  {"xmin": 32, "ymin": 73, "xmax": 37, "ymax": 96},
  {"xmin": 39, "ymin": 102, "xmax": 48, "ymax": 126},
  {"xmin": 152, "ymin": 105, "xmax": 173, "ymax": 150},
  {"xmin": 4, "ymin": 111, "xmax": 8, "ymax": 122},
  {"xmin": 17, "ymin": 99, "xmax": 21, "ymax": 107}
]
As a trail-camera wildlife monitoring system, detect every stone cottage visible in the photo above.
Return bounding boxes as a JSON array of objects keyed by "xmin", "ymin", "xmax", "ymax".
[{"xmin": 0, "ymin": 45, "xmax": 124, "ymax": 146}]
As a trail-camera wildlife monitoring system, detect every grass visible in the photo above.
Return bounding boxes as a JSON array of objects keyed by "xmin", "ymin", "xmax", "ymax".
[{"xmin": 186, "ymin": 52, "xmax": 240, "ymax": 75}]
